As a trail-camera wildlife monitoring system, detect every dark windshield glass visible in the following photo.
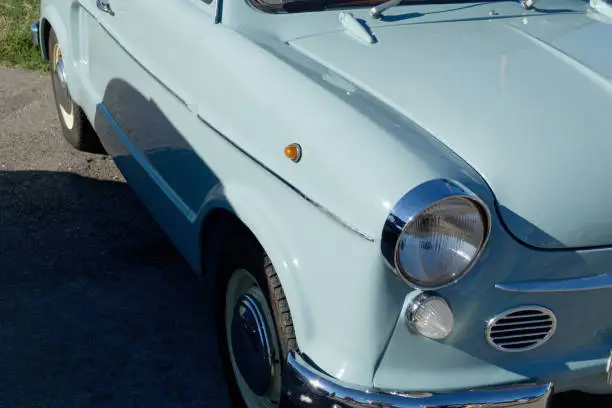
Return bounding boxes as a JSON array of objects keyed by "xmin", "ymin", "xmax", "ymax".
[
  {"xmin": 250, "ymin": 0, "xmax": 488, "ymax": 14},
  {"xmin": 250, "ymin": 0, "xmax": 391, "ymax": 13}
]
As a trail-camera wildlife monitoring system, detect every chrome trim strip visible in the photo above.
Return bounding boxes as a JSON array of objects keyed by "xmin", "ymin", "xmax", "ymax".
[
  {"xmin": 283, "ymin": 351, "xmax": 553, "ymax": 408},
  {"xmin": 485, "ymin": 306, "xmax": 557, "ymax": 353},
  {"xmin": 196, "ymin": 115, "xmax": 375, "ymax": 242},
  {"xmin": 381, "ymin": 178, "xmax": 492, "ymax": 290},
  {"xmin": 496, "ymin": 273, "xmax": 612, "ymax": 293}
]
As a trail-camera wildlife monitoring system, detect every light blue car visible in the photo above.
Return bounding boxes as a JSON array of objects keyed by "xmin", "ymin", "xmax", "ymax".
[{"xmin": 30, "ymin": 0, "xmax": 612, "ymax": 405}]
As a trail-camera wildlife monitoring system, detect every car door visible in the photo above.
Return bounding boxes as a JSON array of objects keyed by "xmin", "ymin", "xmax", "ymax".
[{"xmin": 82, "ymin": 0, "xmax": 223, "ymax": 261}]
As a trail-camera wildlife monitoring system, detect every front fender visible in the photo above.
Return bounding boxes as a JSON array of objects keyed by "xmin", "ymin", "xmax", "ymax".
[
  {"xmin": 39, "ymin": 4, "xmax": 68, "ymax": 63},
  {"xmin": 195, "ymin": 161, "xmax": 408, "ymax": 388},
  {"xmin": 40, "ymin": 1, "xmax": 87, "ymax": 109}
]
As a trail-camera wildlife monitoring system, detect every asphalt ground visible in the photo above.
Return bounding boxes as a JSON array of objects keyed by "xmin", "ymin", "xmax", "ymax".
[
  {"xmin": 0, "ymin": 67, "xmax": 231, "ymax": 407},
  {"xmin": 0, "ymin": 66, "xmax": 610, "ymax": 407}
]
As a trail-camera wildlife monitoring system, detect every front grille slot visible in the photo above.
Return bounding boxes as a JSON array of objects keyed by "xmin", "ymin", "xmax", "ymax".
[
  {"xmin": 493, "ymin": 318, "xmax": 553, "ymax": 328},
  {"xmin": 486, "ymin": 306, "xmax": 556, "ymax": 352},
  {"xmin": 496, "ymin": 314, "xmax": 552, "ymax": 322},
  {"xmin": 490, "ymin": 324, "xmax": 552, "ymax": 334}
]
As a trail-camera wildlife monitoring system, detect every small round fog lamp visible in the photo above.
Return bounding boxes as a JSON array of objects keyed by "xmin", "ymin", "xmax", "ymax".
[{"xmin": 407, "ymin": 294, "xmax": 454, "ymax": 340}]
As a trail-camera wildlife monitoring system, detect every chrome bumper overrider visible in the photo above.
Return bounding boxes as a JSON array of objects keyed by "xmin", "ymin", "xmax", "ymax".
[
  {"xmin": 30, "ymin": 20, "xmax": 40, "ymax": 47},
  {"xmin": 282, "ymin": 351, "xmax": 552, "ymax": 408}
]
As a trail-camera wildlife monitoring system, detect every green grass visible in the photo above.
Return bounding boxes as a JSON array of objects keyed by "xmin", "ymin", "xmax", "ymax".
[{"xmin": 0, "ymin": 0, "xmax": 47, "ymax": 71}]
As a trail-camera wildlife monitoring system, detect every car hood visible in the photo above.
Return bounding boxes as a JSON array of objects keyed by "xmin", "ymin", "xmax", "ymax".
[{"xmin": 289, "ymin": 4, "xmax": 612, "ymax": 250}]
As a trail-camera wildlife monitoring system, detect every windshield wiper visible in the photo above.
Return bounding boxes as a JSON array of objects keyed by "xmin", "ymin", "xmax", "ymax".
[
  {"xmin": 369, "ymin": 0, "xmax": 402, "ymax": 17},
  {"xmin": 370, "ymin": 0, "xmax": 536, "ymax": 17}
]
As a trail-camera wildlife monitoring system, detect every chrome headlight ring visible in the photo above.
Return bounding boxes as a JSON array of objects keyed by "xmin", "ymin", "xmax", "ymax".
[{"xmin": 381, "ymin": 179, "xmax": 491, "ymax": 290}]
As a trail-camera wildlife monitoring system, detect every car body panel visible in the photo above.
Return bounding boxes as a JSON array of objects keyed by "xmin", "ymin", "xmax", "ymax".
[
  {"xmin": 374, "ymin": 222, "xmax": 612, "ymax": 392},
  {"xmin": 41, "ymin": 0, "xmax": 420, "ymax": 387},
  {"xmin": 95, "ymin": 98, "xmax": 409, "ymax": 387},
  {"xmin": 38, "ymin": 0, "xmax": 612, "ymax": 396},
  {"xmin": 76, "ymin": 0, "xmax": 505, "ymax": 244},
  {"xmin": 288, "ymin": 2, "xmax": 612, "ymax": 250}
]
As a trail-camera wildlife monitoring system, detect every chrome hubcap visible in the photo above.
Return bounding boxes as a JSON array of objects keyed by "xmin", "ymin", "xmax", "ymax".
[
  {"xmin": 225, "ymin": 269, "xmax": 281, "ymax": 408},
  {"xmin": 231, "ymin": 293, "xmax": 273, "ymax": 396},
  {"xmin": 56, "ymin": 57, "xmax": 67, "ymax": 87},
  {"xmin": 53, "ymin": 56, "xmax": 71, "ymax": 111},
  {"xmin": 51, "ymin": 42, "xmax": 74, "ymax": 130}
]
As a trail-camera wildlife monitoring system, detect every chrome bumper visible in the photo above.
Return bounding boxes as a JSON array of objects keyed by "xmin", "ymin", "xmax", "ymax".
[
  {"xmin": 30, "ymin": 20, "xmax": 40, "ymax": 47},
  {"xmin": 282, "ymin": 351, "xmax": 552, "ymax": 408}
]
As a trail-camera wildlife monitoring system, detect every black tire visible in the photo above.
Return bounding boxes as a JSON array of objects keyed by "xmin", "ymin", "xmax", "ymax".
[
  {"xmin": 48, "ymin": 29, "xmax": 105, "ymax": 154},
  {"xmin": 212, "ymin": 219, "xmax": 297, "ymax": 408}
]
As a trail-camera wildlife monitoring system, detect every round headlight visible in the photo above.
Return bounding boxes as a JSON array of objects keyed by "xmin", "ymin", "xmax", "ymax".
[{"xmin": 381, "ymin": 179, "xmax": 490, "ymax": 289}]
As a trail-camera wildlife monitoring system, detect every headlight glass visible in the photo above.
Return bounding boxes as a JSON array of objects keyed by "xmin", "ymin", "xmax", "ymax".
[
  {"xmin": 395, "ymin": 196, "xmax": 486, "ymax": 288},
  {"xmin": 381, "ymin": 179, "xmax": 490, "ymax": 289}
]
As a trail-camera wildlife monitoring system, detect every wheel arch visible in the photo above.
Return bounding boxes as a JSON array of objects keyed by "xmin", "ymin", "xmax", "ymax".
[
  {"xmin": 38, "ymin": 4, "xmax": 86, "ymax": 107},
  {"xmin": 38, "ymin": 6, "xmax": 68, "ymax": 61},
  {"xmin": 199, "ymin": 205, "xmax": 297, "ymax": 299},
  {"xmin": 200, "ymin": 207, "xmax": 246, "ymax": 278},
  {"xmin": 193, "ymin": 176, "xmax": 393, "ymax": 386},
  {"xmin": 40, "ymin": 17, "xmax": 52, "ymax": 60},
  {"xmin": 196, "ymin": 184, "xmax": 314, "ymax": 352}
]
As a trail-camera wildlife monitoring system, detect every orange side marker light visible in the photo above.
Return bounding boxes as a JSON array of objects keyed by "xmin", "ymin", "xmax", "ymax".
[{"xmin": 284, "ymin": 143, "xmax": 302, "ymax": 163}]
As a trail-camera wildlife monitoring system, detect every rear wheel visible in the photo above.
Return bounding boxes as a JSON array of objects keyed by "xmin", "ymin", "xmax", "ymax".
[
  {"xmin": 213, "ymin": 222, "xmax": 297, "ymax": 408},
  {"xmin": 48, "ymin": 29, "xmax": 105, "ymax": 154}
]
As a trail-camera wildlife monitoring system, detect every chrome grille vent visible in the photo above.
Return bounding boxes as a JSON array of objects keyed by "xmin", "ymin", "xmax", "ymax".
[{"xmin": 486, "ymin": 306, "xmax": 556, "ymax": 352}]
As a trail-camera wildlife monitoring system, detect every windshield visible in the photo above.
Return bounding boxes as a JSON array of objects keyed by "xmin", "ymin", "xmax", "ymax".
[{"xmin": 250, "ymin": 0, "xmax": 491, "ymax": 13}]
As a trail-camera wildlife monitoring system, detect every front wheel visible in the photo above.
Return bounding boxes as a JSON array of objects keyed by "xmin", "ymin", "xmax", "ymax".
[
  {"xmin": 48, "ymin": 29, "xmax": 105, "ymax": 154},
  {"xmin": 213, "ymin": 225, "xmax": 297, "ymax": 408}
]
